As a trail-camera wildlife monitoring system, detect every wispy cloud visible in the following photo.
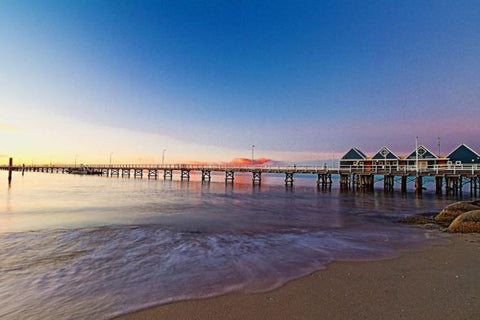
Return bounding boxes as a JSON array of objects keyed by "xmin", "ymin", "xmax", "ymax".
[
  {"xmin": 0, "ymin": 123, "xmax": 20, "ymax": 131},
  {"xmin": 184, "ymin": 158, "xmax": 274, "ymax": 166}
]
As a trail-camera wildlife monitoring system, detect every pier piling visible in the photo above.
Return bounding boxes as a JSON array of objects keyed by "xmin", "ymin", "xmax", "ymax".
[
  {"xmin": 225, "ymin": 170, "xmax": 234, "ymax": 183},
  {"xmin": 201, "ymin": 170, "xmax": 211, "ymax": 182},
  {"xmin": 339, "ymin": 174, "xmax": 350, "ymax": 189},
  {"xmin": 415, "ymin": 176, "xmax": 423, "ymax": 192},
  {"xmin": 8, "ymin": 158, "xmax": 12, "ymax": 184},
  {"xmin": 383, "ymin": 175, "xmax": 394, "ymax": 191},
  {"xmin": 252, "ymin": 171, "xmax": 262, "ymax": 184},
  {"xmin": 181, "ymin": 169, "xmax": 190, "ymax": 181},
  {"xmin": 163, "ymin": 169, "xmax": 173, "ymax": 180},
  {"xmin": 435, "ymin": 176, "xmax": 443, "ymax": 194},
  {"xmin": 400, "ymin": 176, "xmax": 408, "ymax": 193},
  {"xmin": 134, "ymin": 169, "xmax": 143, "ymax": 179},
  {"xmin": 285, "ymin": 172, "xmax": 294, "ymax": 186}
]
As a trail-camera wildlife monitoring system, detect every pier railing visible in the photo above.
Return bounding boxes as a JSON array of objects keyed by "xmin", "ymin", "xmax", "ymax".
[{"xmin": 2, "ymin": 163, "xmax": 480, "ymax": 176}]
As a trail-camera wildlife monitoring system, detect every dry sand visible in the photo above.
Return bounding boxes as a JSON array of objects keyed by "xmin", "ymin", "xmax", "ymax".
[{"xmin": 115, "ymin": 233, "xmax": 480, "ymax": 320}]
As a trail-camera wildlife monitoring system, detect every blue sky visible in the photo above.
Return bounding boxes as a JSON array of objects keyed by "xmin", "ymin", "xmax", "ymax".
[{"xmin": 1, "ymin": 1, "xmax": 479, "ymax": 164}]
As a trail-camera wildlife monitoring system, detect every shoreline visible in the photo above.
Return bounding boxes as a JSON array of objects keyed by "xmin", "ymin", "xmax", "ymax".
[{"xmin": 115, "ymin": 232, "xmax": 480, "ymax": 320}]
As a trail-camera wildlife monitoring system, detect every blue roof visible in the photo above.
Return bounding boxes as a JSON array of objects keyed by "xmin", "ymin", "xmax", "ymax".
[
  {"xmin": 406, "ymin": 145, "xmax": 438, "ymax": 159},
  {"xmin": 447, "ymin": 144, "xmax": 480, "ymax": 163},
  {"xmin": 341, "ymin": 147, "xmax": 366, "ymax": 160},
  {"xmin": 372, "ymin": 146, "xmax": 399, "ymax": 160}
]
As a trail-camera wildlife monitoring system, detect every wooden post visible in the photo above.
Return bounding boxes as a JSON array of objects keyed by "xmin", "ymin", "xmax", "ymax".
[
  {"xmin": 202, "ymin": 170, "xmax": 211, "ymax": 182},
  {"xmin": 401, "ymin": 176, "xmax": 407, "ymax": 192},
  {"xmin": 474, "ymin": 177, "xmax": 478, "ymax": 197},
  {"xmin": 384, "ymin": 175, "xmax": 394, "ymax": 191},
  {"xmin": 339, "ymin": 174, "xmax": 349, "ymax": 189},
  {"xmin": 415, "ymin": 175, "xmax": 423, "ymax": 192},
  {"xmin": 8, "ymin": 158, "xmax": 13, "ymax": 184},
  {"xmin": 458, "ymin": 176, "xmax": 463, "ymax": 196},
  {"xmin": 435, "ymin": 176, "xmax": 443, "ymax": 194}
]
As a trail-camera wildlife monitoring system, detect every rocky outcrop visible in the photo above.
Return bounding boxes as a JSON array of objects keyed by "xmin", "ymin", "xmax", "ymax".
[
  {"xmin": 398, "ymin": 213, "xmax": 436, "ymax": 225},
  {"xmin": 447, "ymin": 210, "xmax": 480, "ymax": 233},
  {"xmin": 434, "ymin": 201, "xmax": 480, "ymax": 226}
]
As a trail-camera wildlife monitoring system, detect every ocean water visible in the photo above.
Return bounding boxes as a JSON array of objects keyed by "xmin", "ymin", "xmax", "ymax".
[{"xmin": 0, "ymin": 171, "xmax": 457, "ymax": 319}]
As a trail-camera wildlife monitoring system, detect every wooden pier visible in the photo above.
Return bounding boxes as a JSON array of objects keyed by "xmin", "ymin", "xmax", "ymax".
[{"xmin": 2, "ymin": 163, "xmax": 480, "ymax": 196}]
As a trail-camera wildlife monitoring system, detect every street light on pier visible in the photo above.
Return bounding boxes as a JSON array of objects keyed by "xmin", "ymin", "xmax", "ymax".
[
  {"xmin": 415, "ymin": 136, "xmax": 419, "ymax": 173},
  {"xmin": 251, "ymin": 145, "xmax": 255, "ymax": 166},
  {"xmin": 383, "ymin": 149, "xmax": 387, "ymax": 169},
  {"xmin": 162, "ymin": 149, "xmax": 166, "ymax": 166}
]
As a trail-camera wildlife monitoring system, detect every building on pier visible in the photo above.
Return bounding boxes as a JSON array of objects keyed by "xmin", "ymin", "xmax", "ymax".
[
  {"xmin": 371, "ymin": 146, "xmax": 399, "ymax": 169},
  {"xmin": 403, "ymin": 144, "xmax": 446, "ymax": 168},
  {"xmin": 446, "ymin": 143, "xmax": 480, "ymax": 166},
  {"xmin": 339, "ymin": 143, "xmax": 480, "ymax": 170},
  {"xmin": 339, "ymin": 147, "xmax": 367, "ymax": 168}
]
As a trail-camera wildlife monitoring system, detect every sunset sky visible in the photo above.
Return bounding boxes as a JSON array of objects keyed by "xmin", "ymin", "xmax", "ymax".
[{"xmin": 1, "ymin": 1, "xmax": 479, "ymax": 165}]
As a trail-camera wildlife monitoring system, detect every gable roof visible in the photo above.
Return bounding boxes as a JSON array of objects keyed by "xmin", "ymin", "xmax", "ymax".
[
  {"xmin": 372, "ymin": 146, "xmax": 399, "ymax": 160},
  {"xmin": 446, "ymin": 143, "xmax": 480, "ymax": 163},
  {"xmin": 406, "ymin": 145, "xmax": 438, "ymax": 159},
  {"xmin": 341, "ymin": 147, "xmax": 366, "ymax": 160}
]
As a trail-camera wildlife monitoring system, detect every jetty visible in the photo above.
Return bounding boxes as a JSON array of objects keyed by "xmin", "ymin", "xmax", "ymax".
[{"xmin": 1, "ymin": 163, "xmax": 479, "ymax": 196}]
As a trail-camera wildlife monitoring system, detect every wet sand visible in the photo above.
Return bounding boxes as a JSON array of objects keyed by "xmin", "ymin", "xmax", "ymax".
[{"xmin": 116, "ymin": 233, "xmax": 480, "ymax": 320}]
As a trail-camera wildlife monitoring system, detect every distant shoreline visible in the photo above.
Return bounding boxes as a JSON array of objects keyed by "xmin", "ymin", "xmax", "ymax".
[{"xmin": 115, "ymin": 232, "xmax": 480, "ymax": 320}]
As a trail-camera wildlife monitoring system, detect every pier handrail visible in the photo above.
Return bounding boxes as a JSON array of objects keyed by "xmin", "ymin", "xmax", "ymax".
[{"xmin": 2, "ymin": 163, "xmax": 479, "ymax": 175}]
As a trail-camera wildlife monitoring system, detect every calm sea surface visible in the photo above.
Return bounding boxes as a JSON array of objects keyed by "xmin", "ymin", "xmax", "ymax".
[{"xmin": 0, "ymin": 171, "xmax": 458, "ymax": 319}]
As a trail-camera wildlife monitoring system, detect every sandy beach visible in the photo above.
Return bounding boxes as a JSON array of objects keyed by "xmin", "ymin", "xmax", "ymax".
[{"xmin": 116, "ymin": 232, "xmax": 480, "ymax": 320}]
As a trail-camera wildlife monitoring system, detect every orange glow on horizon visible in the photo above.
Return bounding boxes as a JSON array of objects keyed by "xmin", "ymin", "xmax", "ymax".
[
  {"xmin": 181, "ymin": 157, "xmax": 274, "ymax": 166},
  {"xmin": 229, "ymin": 157, "xmax": 272, "ymax": 165}
]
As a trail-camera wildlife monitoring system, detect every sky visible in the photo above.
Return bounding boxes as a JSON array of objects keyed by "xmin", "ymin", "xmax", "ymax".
[{"xmin": 1, "ymin": 1, "xmax": 479, "ymax": 165}]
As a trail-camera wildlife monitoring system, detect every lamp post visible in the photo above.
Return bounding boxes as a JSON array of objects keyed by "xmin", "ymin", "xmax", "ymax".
[
  {"xmin": 75, "ymin": 154, "xmax": 78, "ymax": 168},
  {"xmin": 384, "ymin": 150, "xmax": 387, "ymax": 170},
  {"xmin": 251, "ymin": 145, "xmax": 255, "ymax": 166},
  {"xmin": 162, "ymin": 149, "xmax": 166, "ymax": 166},
  {"xmin": 415, "ymin": 136, "xmax": 419, "ymax": 173},
  {"xmin": 437, "ymin": 136, "xmax": 441, "ymax": 157}
]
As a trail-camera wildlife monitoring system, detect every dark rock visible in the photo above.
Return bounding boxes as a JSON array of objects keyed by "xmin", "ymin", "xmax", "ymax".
[
  {"xmin": 447, "ymin": 210, "xmax": 480, "ymax": 233},
  {"xmin": 435, "ymin": 201, "xmax": 480, "ymax": 226}
]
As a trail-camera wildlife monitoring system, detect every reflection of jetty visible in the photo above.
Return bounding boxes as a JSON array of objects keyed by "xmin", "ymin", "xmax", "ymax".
[{"xmin": 2, "ymin": 163, "xmax": 479, "ymax": 196}]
